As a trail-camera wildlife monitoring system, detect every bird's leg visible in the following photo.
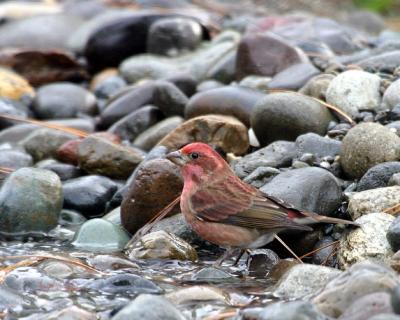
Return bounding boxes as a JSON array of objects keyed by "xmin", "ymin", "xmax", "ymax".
[
  {"xmin": 233, "ymin": 249, "xmax": 250, "ymax": 266},
  {"xmin": 213, "ymin": 247, "xmax": 234, "ymax": 267}
]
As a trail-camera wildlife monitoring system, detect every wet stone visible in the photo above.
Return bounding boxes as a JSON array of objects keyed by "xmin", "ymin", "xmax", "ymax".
[
  {"xmin": 126, "ymin": 230, "xmax": 198, "ymax": 262},
  {"xmin": 77, "ymin": 136, "xmax": 144, "ymax": 179},
  {"xmin": 72, "ymin": 218, "xmax": 130, "ymax": 252},
  {"xmin": 191, "ymin": 267, "xmax": 234, "ymax": 282},
  {"xmin": 35, "ymin": 159, "xmax": 82, "ymax": 181},
  {"xmin": 89, "ymin": 274, "xmax": 162, "ymax": 294},
  {"xmin": 247, "ymin": 249, "xmax": 280, "ymax": 277},
  {"xmin": 58, "ymin": 209, "xmax": 87, "ymax": 228},
  {"xmin": 63, "ymin": 175, "xmax": 118, "ymax": 218},
  {"xmin": 0, "ymin": 168, "xmax": 62, "ymax": 236},
  {"xmin": 33, "ymin": 82, "xmax": 97, "ymax": 120},
  {"xmin": 341, "ymin": 123, "xmax": 400, "ymax": 179},
  {"xmin": 251, "ymin": 92, "xmax": 334, "ymax": 146}
]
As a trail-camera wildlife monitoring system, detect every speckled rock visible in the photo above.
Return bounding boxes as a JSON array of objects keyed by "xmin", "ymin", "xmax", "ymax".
[
  {"xmin": 273, "ymin": 264, "xmax": 341, "ymax": 300},
  {"xmin": 357, "ymin": 162, "xmax": 400, "ymax": 191},
  {"xmin": 121, "ymin": 158, "xmax": 182, "ymax": 234},
  {"xmin": 251, "ymin": 92, "xmax": 334, "ymax": 146},
  {"xmin": 338, "ymin": 212, "xmax": 394, "ymax": 269},
  {"xmin": 126, "ymin": 230, "xmax": 198, "ymax": 261},
  {"xmin": 295, "ymin": 133, "xmax": 341, "ymax": 159},
  {"xmin": 300, "ymin": 73, "xmax": 335, "ymax": 100},
  {"xmin": 77, "ymin": 136, "xmax": 144, "ymax": 179},
  {"xmin": 0, "ymin": 68, "xmax": 34, "ymax": 101},
  {"xmin": 157, "ymin": 115, "xmax": 249, "ymax": 155},
  {"xmin": 341, "ymin": 123, "xmax": 400, "ymax": 179},
  {"xmin": 313, "ymin": 261, "xmax": 400, "ymax": 318},
  {"xmin": 0, "ymin": 168, "xmax": 62, "ymax": 236},
  {"xmin": 326, "ymin": 70, "xmax": 381, "ymax": 117},
  {"xmin": 382, "ymin": 79, "xmax": 400, "ymax": 111},
  {"xmin": 348, "ymin": 186, "xmax": 400, "ymax": 220}
]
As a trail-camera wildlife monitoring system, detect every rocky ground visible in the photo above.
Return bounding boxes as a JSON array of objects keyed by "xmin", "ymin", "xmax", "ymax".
[{"xmin": 1, "ymin": 0, "xmax": 400, "ymax": 319}]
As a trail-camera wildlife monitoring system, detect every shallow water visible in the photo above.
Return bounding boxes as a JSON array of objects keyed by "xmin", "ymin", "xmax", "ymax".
[{"xmin": 0, "ymin": 235, "xmax": 277, "ymax": 320}]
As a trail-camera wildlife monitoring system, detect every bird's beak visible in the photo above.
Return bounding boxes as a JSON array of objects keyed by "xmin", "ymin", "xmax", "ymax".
[{"xmin": 166, "ymin": 150, "xmax": 186, "ymax": 166}]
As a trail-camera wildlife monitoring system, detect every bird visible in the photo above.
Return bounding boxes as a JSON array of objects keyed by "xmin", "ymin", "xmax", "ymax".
[{"xmin": 166, "ymin": 142, "xmax": 357, "ymax": 264}]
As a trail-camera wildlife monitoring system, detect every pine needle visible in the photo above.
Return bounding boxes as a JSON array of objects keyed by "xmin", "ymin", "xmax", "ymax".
[
  {"xmin": 383, "ymin": 203, "xmax": 400, "ymax": 215},
  {"xmin": 274, "ymin": 234, "xmax": 303, "ymax": 263},
  {"xmin": 203, "ymin": 310, "xmax": 237, "ymax": 320},
  {"xmin": 0, "ymin": 167, "xmax": 13, "ymax": 174},
  {"xmin": 298, "ymin": 240, "xmax": 340, "ymax": 260},
  {"xmin": 0, "ymin": 114, "xmax": 89, "ymax": 138}
]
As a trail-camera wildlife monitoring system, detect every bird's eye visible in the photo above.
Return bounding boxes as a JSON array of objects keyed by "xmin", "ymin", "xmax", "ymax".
[{"xmin": 190, "ymin": 152, "xmax": 199, "ymax": 159}]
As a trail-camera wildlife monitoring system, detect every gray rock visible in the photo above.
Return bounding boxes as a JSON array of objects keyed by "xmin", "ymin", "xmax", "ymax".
[
  {"xmin": 63, "ymin": 175, "xmax": 118, "ymax": 218},
  {"xmin": 273, "ymin": 264, "xmax": 341, "ymax": 300},
  {"xmin": 33, "ymin": 82, "xmax": 97, "ymax": 119},
  {"xmin": 108, "ymin": 105, "xmax": 164, "ymax": 142},
  {"xmin": 300, "ymin": 74, "xmax": 335, "ymax": 100},
  {"xmin": 357, "ymin": 162, "xmax": 400, "ymax": 191},
  {"xmin": 0, "ymin": 168, "xmax": 62, "ymax": 236},
  {"xmin": 261, "ymin": 167, "xmax": 342, "ymax": 215},
  {"xmin": 133, "ymin": 116, "xmax": 184, "ymax": 151},
  {"xmin": 243, "ymin": 167, "xmax": 281, "ymax": 188},
  {"xmin": 125, "ymin": 230, "xmax": 198, "ymax": 261},
  {"xmin": 369, "ymin": 315, "xmax": 400, "ymax": 320},
  {"xmin": 313, "ymin": 261, "xmax": 400, "ymax": 318},
  {"xmin": 348, "ymin": 186, "xmax": 400, "ymax": 219},
  {"xmin": 89, "ymin": 274, "xmax": 162, "ymax": 294},
  {"xmin": 192, "ymin": 267, "xmax": 234, "ymax": 282},
  {"xmin": 239, "ymin": 301, "xmax": 331, "ymax": 320},
  {"xmin": 21, "ymin": 128, "xmax": 76, "ymax": 162},
  {"xmin": 35, "ymin": 159, "xmax": 81, "ymax": 181},
  {"xmin": 247, "ymin": 249, "xmax": 280, "ymax": 277},
  {"xmin": 112, "ymin": 294, "xmax": 185, "ymax": 320},
  {"xmin": 0, "ymin": 149, "xmax": 32, "ymax": 169},
  {"xmin": 391, "ymin": 285, "xmax": 400, "ymax": 314},
  {"xmin": 338, "ymin": 213, "xmax": 394, "ymax": 269},
  {"xmin": 382, "ymin": 79, "xmax": 400, "ymax": 111},
  {"xmin": 103, "ymin": 207, "xmax": 121, "ymax": 225},
  {"xmin": 251, "ymin": 92, "xmax": 334, "ymax": 146},
  {"xmin": 295, "ymin": 133, "xmax": 341, "ymax": 160},
  {"xmin": 0, "ymin": 285, "xmax": 30, "ymax": 309},
  {"xmin": 326, "ymin": 70, "xmax": 381, "ymax": 117},
  {"xmin": 387, "ymin": 216, "xmax": 400, "ymax": 252},
  {"xmin": 232, "ymin": 141, "xmax": 296, "ymax": 178},
  {"xmin": 357, "ymin": 51, "xmax": 400, "ymax": 73},
  {"xmin": 72, "ymin": 218, "xmax": 130, "ymax": 252},
  {"xmin": 338, "ymin": 292, "xmax": 393, "ymax": 320},
  {"xmin": 341, "ymin": 123, "xmax": 400, "ymax": 179}
]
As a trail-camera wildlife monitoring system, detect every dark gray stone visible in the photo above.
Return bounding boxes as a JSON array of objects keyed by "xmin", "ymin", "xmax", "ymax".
[
  {"xmin": 89, "ymin": 274, "xmax": 162, "ymax": 294},
  {"xmin": 261, "ymin": 167, "xmax": 342, "ymax": 215},
  {"xmin": 295, "ymin": 133, "xmax": 341, "ymax": 160},
  {"xmin": 387, "ymin": 216, "xmax": 400, "ymax": 252},
  {"xmin": 36, "ymin": 159, "xmax": 81, "ymax": 181},
  {"xmin": 357, "ymin": 162, "xmax": 400, "ymax": 191},
  {"xmin": 0, "ymin": 149, "xmax": 33, "ymax": 169}
]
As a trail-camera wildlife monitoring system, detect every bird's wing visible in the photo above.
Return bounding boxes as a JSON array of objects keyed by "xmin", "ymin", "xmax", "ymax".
[{"xmin": 190, "ymin": 176, "xmax": 312, "ymax": 232}]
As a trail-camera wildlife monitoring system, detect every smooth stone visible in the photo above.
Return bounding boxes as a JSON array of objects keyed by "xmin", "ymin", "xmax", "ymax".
[
  {"xmin": 157, "ymin": 115, "xmax": 249, "ymax": 155},
  {"xmin": 0, "ymin": 68, "xmax": 34, "ymax": 101},
  {"xmin": 369, "ymin": 315, "xmax": 400, "ymax": 320},
  {"xmin": 251, "ymin": 92, "xmax": 334, "ymax": 146},
  {"xmin": 392, "ymin": 285, "xmax": 400, "ymax": 314},
  {"xmin": 382, "ymin": 79, "xmax": 400, "ymax": 111},
  {"xmin": 121, "ymin": 158, "xmax": 182, "ymax": 234},
  {"xmin": 348, "ymin": 186, "xmax": 400, "ymax": 219},
  {"xmin": 357, "ymin": 162, "xmax": 400, "ymax": 191},
  {"xmin": 164, "ymin": 286, "xmax": 232, "ymax": 305},
  {"xmin": 33, "ymin": 82, "xmax": 97, "ymax": 119},
  {"xmin": 338, "ymin": 292, "xmax": 393, "ymax": 320},
  {"xmin": 56, "ymin": 138, "xmax": 80, "ymax": 165},
  {"xmin": 0, "ymin": 99, "xmax": 27, "ymax": 129},
  {"xmin": 389, "ymin": 173, "xmax": 400, "ymax": 186},
  {"xmin": 39, "ymin": 260, "xmax": 76, "ymax": 279},
  {"xmin": 58, "ymin": 209, "xmax": 87, "ymax": 228},
  {"xmin": 108, "ymin": 105, "xmax": 164, "ymax": 142},
  {"xmin": 126, "ymin": 230, "xmax": 198, "ymax": 261},
  {"xmin": 239, "ymin": 75, "xmax": 271, "ymax": 91},
  {"xmin": 133, "ymin": 116, "xmax": 183, "ymax": 151},
  {"xmin": 300, "ymin": 74, "xmax": 335, "ymax": 100},
  {"xmin": 63, "ymin": 175, "xmax": 118, "ymax": 218},
  {"xmin": 0, "ymin": 14, "xmax": 83, "ymax": 50},
  {"xmin": 0, "ymin": 168, "xmax": 62, "ymax": 236},
  {"xmin": 243, "ymin": 166, "xmax": 281, "ymax": 188},
  {"xmin": 112, "ymin": 294, "xmax": 185, "ymax": 320},
  {"xmin": 4, "ymin": 268, "xmax": 62, "ymax": 292},
  {"xmin": 267, "ymin": 62, "xmax": 320, "ymax": 90},
  {"xmin": 0, "ymin": 285, "xmax": 30, "ymax": 309},
  {"xmin": 232, "ymin": 141, "xmax": 296, "ymax": 179},
  {"xmin": 185, "ymin": 86, "xmax": 265, "ymax": 127},
  {"xmin": 312, "ymin": 236, "xmax": 337, "ymax": 267},
  {"xmin": 295, "ymin": 133, "xmax": 341, "ymax": 160},
  {"xmin": 273, "ymin": 264, "xmax": 341, "ymax": 300},
  {"xmin": 0, "ymin": 149, "xmax": 32, "ymax": 169},
  {"xmin": 35, "ymin": 159, "xmax": 81, "ymax": 181},
  {"xmin": 247, "ymin": 249, "xmax": 280, "ymax": 277},
  {"xmin": 338, "ymin": 212, "xmax": 394, "ymax": 269},
  {"xmin": 239, "ymin": 301, "xmax": 331, "ymax": 320},
  {"xmin": 326, "ymin": 70, "xmax": 381, "ymax": 117},
  {"xmin": 313, "ymin": 261, "xmax": 400, "ymax": 318},
  {"xmin": 163, "ymin": 73, "xmax": 197, "ymax": 97},
  {"xmin": 99, "ymin": 81, "xmax": 188, "ymax": 128},
  {"xmin": 20, "ymin": 128, "xmax": 76, "ymax": 162},
  {"xmin": 89, "ymin": 274, "xmax": 161, "ymax": 294},
  {"xmin": 357, "ymin": 51, "xmax": 400, "ymax": 73},
  {"xmin": 206, "ymin": 49, "xmax": 237, "ymax": 84},
  {"xmin": 236, "ymin": 32, "xmax": 306, "ymax": 80},
  {"xmin": 40, "ymin": 306, "xmax": 97, "ymax": 320},
  {"xmin": 72, "ymin": 218, "xmax": 130, "ymax": 252},
  {"xmin": 343, "ymin": 10, "xmax": 385, "ymax": 34},
  {"xmin": 103, "ymin": 206, "xmax": 121, "ymax": 226},
  {"xmin": 387, "ymin": 216, "xmax": 400, "ymax": 252},
  {"xmin": 93, "ymin": 72, "xmax": 127, "ymax": 103},
  {"xmin": 192, "ymin": 267, "xmax": 233, "ymax": 282},
  {"xmin": 340, "ymin": 123, "xmax": 400, "ymax": 179},
  {"xmin": 261, "ymin": 167, "xmax": 342, "ymax": 215},
  {"xmin": 147, "ymin": 17, "xmax": 203, "ymax": 56},
  {"xmin": 77, "ymin": 136, "xmax": 144, "ymax": 179}
]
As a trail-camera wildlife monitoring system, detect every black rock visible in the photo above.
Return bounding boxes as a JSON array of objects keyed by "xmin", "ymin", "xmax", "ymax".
[
  {"xmin": 247, "ymin": 249, "xmax": 280, "ymax": 277},
  {"xmin": 357, "ymin": 162, "xmax": 400, "ymax": 191},
  {"xmin": 62, "ymin": 175, "xmax": 118, "ymax": 218},
  {"xmin": 387, "ymin": 216, "xmax": 400, "ymax": 252}
]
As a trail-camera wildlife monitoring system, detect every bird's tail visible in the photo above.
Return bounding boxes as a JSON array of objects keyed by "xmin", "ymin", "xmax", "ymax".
[{"xmin": 296, "ymin": 210, "xmax": 359, "ymax": 226}]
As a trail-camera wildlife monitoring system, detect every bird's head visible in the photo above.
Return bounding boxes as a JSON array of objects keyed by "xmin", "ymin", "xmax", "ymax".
[{"xmin": 166, "ymin": 143, "xmax": 228, "ymax": 182}]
